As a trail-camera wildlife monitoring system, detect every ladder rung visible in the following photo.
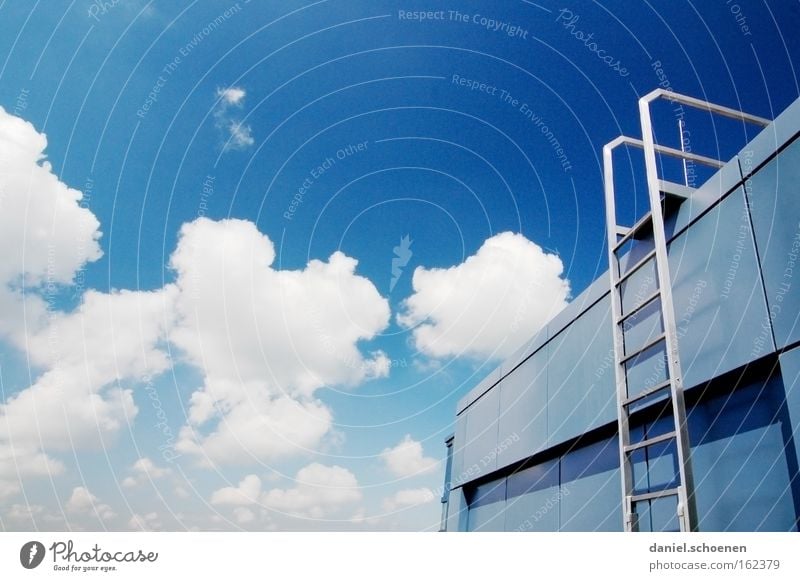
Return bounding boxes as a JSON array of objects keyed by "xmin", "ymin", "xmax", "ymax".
[
  {"xmin": 617, "ymin": 289, "xmax": 661, "ymax": 325},
  {"xmin": 620, "ymin": 332, "xmax": 666, "ymax": 365},
  {"xmin": 615, "ymin": 248, "xmax": 657, "ymax": 286},
  {"xmin": 659, "ymin": 179, "xmax": 695, "ymax": 200},
  {"xmin": 616, "ymin": 225, "xmax": 631, "ymax": 237},
  {"xmin": 624, "ymin": 430, "xmax": 676, "ymax": 453},
  {"xmin": 614, "ymin": 213, "xmax": 653, "ymax": 250},
  {"xmin": 622, "ymin": 379, "xmax": 672, "ymax": 407},
  {"xmin": 630, "ymin": 487, "xmax": 682, "ymax": 503}
]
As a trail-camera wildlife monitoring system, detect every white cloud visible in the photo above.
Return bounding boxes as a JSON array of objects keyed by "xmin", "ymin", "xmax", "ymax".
[
  {"xmin": 227, "ymin": 121, "xmax": 254, "ymax": 149},
  {"xmin": 233, "ymin": 507, "xmax": 255, "ymax": 525},
  {"xmin": 170, "ymin": 218, "xmax": 390, "ymax": 465},
  {"xmin": 210, "ymin": 464, "xmax": 362, "ymax": 520},
  {"xmin": 382, "ymin": 487, "xmax": 436, "ymax": 512},
  {"xmin": 5, "ymin": 503, "xmax": 43, "ymax": 523},
  {"xmin": 1, "ymin": 286, "xmax": 177, "ymax": 454},
  {"xmin": 65, "ymin": 486, "xmax": 116, "ymax": 521},
  {"xmin": 213, "ymin": 87, "xmax": 254, "ymax": 151},
  {"xmin": 0, "ymin": 106, "xmax": 102, "ymax": 291},
  {"xmin": 0, "ymin": 106, "xmax": 395, "ymax": 516},
  {"xmin": 210, "ymin": 474, "xmax": 262, "ymax": 506},
  {"xmin": 380, "ymin": 435, "xmax": 438, "ymax": 478},
  {"xmin": 132, "ymin": 457, "xmax": 170, "ymax": 478},
  {"xmin": 0, "ymin": 443, "xmax": 63, "ymax": 500},
  {"xmin": 216, "ymin": 86, "xmax": 246, "ymax": 106},
  {"xmin": 128, "ymin": 511, "xmax": 161, "ymax": 531},
  {"xmin": 261, "ymin": 463, "xmax": 361, "ymax": 519},
  {"xmin": 0, "ymin": 107, "xmax": 178, "ymax": 499},
  {"xmin": 398, "ymin": 231, "xmax": 570, "ymax": 359},
  {"xmin": 122, "ymin": 457, "xmax": 172, "ymax": 488}
]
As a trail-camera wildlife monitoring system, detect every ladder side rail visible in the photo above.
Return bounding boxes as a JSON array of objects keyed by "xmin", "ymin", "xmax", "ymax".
[
  {"xmin": 639, "ymin": 94, "xmax": 698, "ymax": 532},
  {"xmin": 603, "ymin": 139, "xmax": 636, "ymax": 531}
]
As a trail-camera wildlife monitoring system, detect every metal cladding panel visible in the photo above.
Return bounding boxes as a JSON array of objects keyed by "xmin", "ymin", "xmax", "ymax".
[
  {"xmin": 746, "ymin": 137, "xmax": 800, "ymax": 349},
  {"xmin": 688, "ymin": 375, "xmax": 798, "ymax": 532},
  {"xmin": 501, "ymin": 325, "xmax": 549, "ymax": 377},
  {"xmin": 450, "ymin": 412, "xmax": 469, "ymax": 488},
  {"xmin": 445, "ymin": 488, "xmax": 469, "ymax": 532},
  {"xmin": 779, "ymin": 346, "xmax": 800, "ymax": 476},
  {"xmin": 496, "ymin": 347, "xmax": 548, "ymax": 469},
  {"xmin": 503, "ymin": 459, "xmax": 560, "ymax": 532},
  {"xmin": 545, "ymin": 274, "xmax": 608, "ymax": 341},
  {"xmin": 460, "ymin": 385, "xmax": 501, "ymax": 481},
  {"xmin": 466, "ymin": 479, "xmax": 506, "ymax": 531},
  {"xmin": 456, "ymin": 365, "xmax": 503, "ymax": 415},
  {"xmin": 738, "ymin": 96, "xmax": 800, "ymax": 174},
  {"xmin": 668, "ymin": 186, "xmax": 773, "ymax": 389},
  {"xmin": 559, "ymin": 437, "xmax": 622, "ymax": 531},
  {"xmin": 667, "ymin": 160, "xmax": 743, "ymax": 237},
  {"xmin": 636, "ymin": 496, "xmax": 680, "ymax": 533},
  {"xmin": 546, "ymin": 296, "xmax": 617, "ymax": 447}
]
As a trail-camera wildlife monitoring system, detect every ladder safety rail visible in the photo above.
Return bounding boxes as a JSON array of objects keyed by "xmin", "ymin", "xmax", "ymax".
[
  {"xmin": 604, "ymin": 89, "xmax": 772, "ymax": 532},
  {"xmin": 641, "ymin": 88, "xmax": 772, "ymax": 127}
]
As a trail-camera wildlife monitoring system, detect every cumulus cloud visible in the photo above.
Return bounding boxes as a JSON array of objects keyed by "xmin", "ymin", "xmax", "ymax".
[
  {"xmin": 210, "ymin": 474, "xmax": 262, "ymax": 506},
  {"xmin": 214, "ymin": 86, "xmax": 254, "ymax": 151},
  {"xmin": 398, "ymin": 231, "xmax": 570, "ymax": 359},
  {"xmin": 382, "ymin": 487, "xmax": 436, "ymax": 512},
  {"xmin": 0, "ymin": 106, "xmax": 102, "ymax": 291},
  {"xmin": 170, "ymin": 218, "xmax": 390, "ymax": 465},
  {"xmin": 0, "ymin": 107, "xmax": 175, "ymax": 499},
  {"xmin": 128, "ymin": 512, "xmax": 161, "ymax": 531},
  {"xmin": 233, "ymin": 507, "xmax": 256, "ymax": 525},
  {"xmin": 1, "ymin": 287, "xmax": 177, "ymax": 456},
  {"xmin": 122, "ymin": 457, "xmax": 172, "ymax": 488},
  {"xmin": 0, "ymin": 443, "xmax": 63, "ymax": 500},
  {"xmin": 209, "ymin": 464, "xmax": 362, "ymax": 520},
  {"xmin": 380, "ymin": 435, "xmax": 438, "ymax": 478},
  {"xmin": 66, "ymin": 486, "xmax": 116, "ymax": 521},
  {"xmin": 261, "ymin": 463, "xmax": 361, "ymax": 519},
  {"xmin": 0, "ymin": 107, "xmax": 393, "ymax": 517}
]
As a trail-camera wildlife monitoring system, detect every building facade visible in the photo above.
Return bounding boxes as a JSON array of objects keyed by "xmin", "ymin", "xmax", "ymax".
[{"xmin": 440, "ymin": 93, "xmax": 800, "ymax": 532}]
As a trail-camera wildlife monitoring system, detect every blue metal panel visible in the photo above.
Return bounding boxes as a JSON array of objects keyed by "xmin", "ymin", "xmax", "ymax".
[
  {"xmin": 456, "ymin": 365, "xmax": 503, "ymax": 415},
  {"xmin": 445, "ymin": 488, "xmax": 469, "ymax": 532},
  {"xmin": 620, "ymin": 257, "xmax": 658, "ymax": 315},
  {"xmin": 559, "ymin": 437, "xmax": 622, "ymax": 531},
  {"xmin": 547, "ymin": 298, "xmax": 617, "ymax": 446},
  {"xmin": 644, "ymin": 415, "xmax": 680, "ymax": 493},
  {"xmin": 502, "ymin": 325, "xmax": 548, "ymax": 377},
  {"xmin": 622, "ymin": 298, "xmax": 664, "ymax": 357},
  {"xmin": 746, "ymin": 137, "xmax": 800, "ymax": 349},
  {"xmin": 624, "ymin": 341, "xmax": 668, "ymax": 399},
  {"xmin": 504, "ymin": 459, "xmax": 560, "ymax": 532},
  {"xmin": 668, "ymin": 186, "xmax": 773, "ymax": 389},
  {"xmin": 496, "ymin": 348, "xmax": 548, "ymax": 469},
  {"xmin": 461, "ymin": 386, "xmax": 501, "ymax": 481},
  {"xmin": 466, "ymin": 478, "xmax": 506, "ymax": 531},
  {"xmin": 450, "ymin": 412, "xmax": 469, "ymax": 488},
  {"xmin": 635, "ymin": 496, "xmax": 680, "ymax": 532},
  {"xmin": 617, "ymin": 236, "xmax": 655, "ymax": 276},
  {"xmin": 545, "ymin": 275, "xmax": 608, "ymax": 342},
  {"xmin": 667, "ymin": 160, "xmax": 743, "ymax": 237},
  {"xmin": 688, "ymin": 375, "xmax": 797, "ymax": 531},
  {"xmin": 738, "ymin": 96, "xmax": 800, "ymax": 173},
  {"xmin": 779, "ymin": 346, "xmax": 800, "ymax": 477}
]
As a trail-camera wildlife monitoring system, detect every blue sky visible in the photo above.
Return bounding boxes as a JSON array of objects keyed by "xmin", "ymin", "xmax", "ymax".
[{"xmin": 0, "ymin": 0, "xmax": 798, "ymax": 531}]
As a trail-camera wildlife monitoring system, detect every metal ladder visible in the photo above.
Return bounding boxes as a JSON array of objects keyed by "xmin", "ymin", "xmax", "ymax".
[{"xmin": 603, "ymin": 89, "xmax": 771, "ymax": 532}]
